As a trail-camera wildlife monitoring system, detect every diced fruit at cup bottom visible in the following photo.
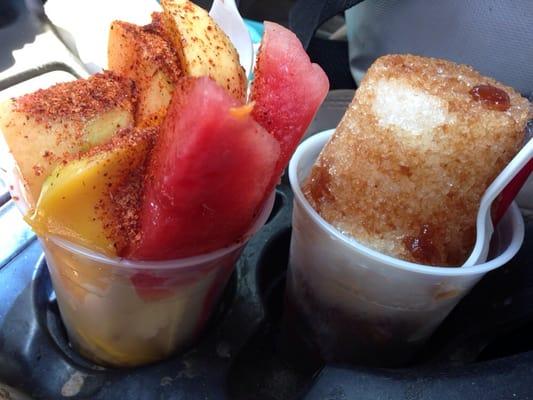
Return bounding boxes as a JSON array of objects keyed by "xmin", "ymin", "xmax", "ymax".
[{"xmin": 43, "ymin": 238, "xmax": 240, "ymax": 367}]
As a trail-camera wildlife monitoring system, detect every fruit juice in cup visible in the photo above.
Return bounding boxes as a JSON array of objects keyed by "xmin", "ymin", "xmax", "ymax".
[
  {"xmin": 5, "ymin": 156, "xmax": 274, "ymax": 367},
  {"xmin": 285, "ymin": 130, "xmax": 525, "ymax": 367}
]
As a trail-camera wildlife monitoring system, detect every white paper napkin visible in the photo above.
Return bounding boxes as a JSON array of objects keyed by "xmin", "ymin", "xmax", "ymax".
[
  {"xmin": 44, "ymin": 0, "xmax": 253, "ymax": 77},
  {"xmin": 45, "ymin": 0, "xmax": 162, "ymax": 73}
]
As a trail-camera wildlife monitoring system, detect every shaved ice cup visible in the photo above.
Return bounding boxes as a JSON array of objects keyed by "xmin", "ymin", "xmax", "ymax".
[
  {"xmin": 1, "ymin": 135, "xmax": 275, "ymax": 367},
  {"xmin": 285, "ymin": 129, "xmax": 525, "ymax": 367}
]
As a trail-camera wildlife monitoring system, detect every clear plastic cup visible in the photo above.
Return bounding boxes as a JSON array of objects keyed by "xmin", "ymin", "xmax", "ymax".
[
  {"xmin": 30, "ymin": 198, "xmax": 272, "ymax": 367},
  {"xmin": 285, "ymin": 129, "xmax": 525, "ymax": 367},
  {"xmin": 1, "ymin": 134, "xmax": 275, "ymax": 367},
  {"xmin": 40, "ymin": 197, "xmax": 272, "ymax": 368}
]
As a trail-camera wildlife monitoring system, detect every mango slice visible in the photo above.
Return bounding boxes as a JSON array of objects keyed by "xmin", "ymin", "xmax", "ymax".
[{"xmin": 27, "ymin": 128, "xmax": 155, "ymax": 256}]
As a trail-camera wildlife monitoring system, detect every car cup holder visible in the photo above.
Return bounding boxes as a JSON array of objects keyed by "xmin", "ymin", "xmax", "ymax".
[
  {"xmin": 1, "ymin": 87, "xmax": 532, "ymax": 398},
  {"xmin": 1, "ymin": 178, "xmax": 533, "ymax": 399}
]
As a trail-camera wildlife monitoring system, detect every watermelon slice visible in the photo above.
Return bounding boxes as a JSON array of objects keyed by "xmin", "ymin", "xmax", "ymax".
[
  {"xmin": 128, "ymin": 77, "xmax": 280, "ymax": 260},
  {"xmin": 251, "ymin": 21, "xmax": 329, "ymax": 182}
]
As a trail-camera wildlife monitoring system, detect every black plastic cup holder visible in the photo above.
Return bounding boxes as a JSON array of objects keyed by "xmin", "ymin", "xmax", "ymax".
[
  {"xmin": 256, "ymin": 227, "xmax": 291, "ymax": 318},
  {"xmin": 265, "ymin": 190, "xmax": 289, "ymax": 225}
]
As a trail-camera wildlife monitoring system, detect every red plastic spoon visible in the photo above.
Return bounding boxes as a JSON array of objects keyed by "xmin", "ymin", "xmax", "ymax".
[{"xmin": 463, "ymin": 138, "xmax": 533, "ymax": 267}]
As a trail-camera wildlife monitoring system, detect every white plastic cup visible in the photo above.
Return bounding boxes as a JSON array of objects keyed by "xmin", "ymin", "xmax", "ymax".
[{"xmin": 285, "ymin": 129, "xmax": 525, "ymax": 367}]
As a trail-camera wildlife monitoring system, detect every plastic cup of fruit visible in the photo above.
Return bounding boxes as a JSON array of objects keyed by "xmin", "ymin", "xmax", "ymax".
[
  {"xmin": 285, "ymin": 129, "xmax": 525, "ymax": 367},
  {"xmin": 1, "ymin": 143, "xmax": 275, "ymax": 367}
]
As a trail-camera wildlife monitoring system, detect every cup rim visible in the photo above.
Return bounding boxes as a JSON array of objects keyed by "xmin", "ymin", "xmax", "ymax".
[
  {"xmin": 43, "ymin": 191, "xmax": 275, "ymax": 271},
  {"xmin": 288, "ymin": 129, "xmax": 525, "ymax": 277}
]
